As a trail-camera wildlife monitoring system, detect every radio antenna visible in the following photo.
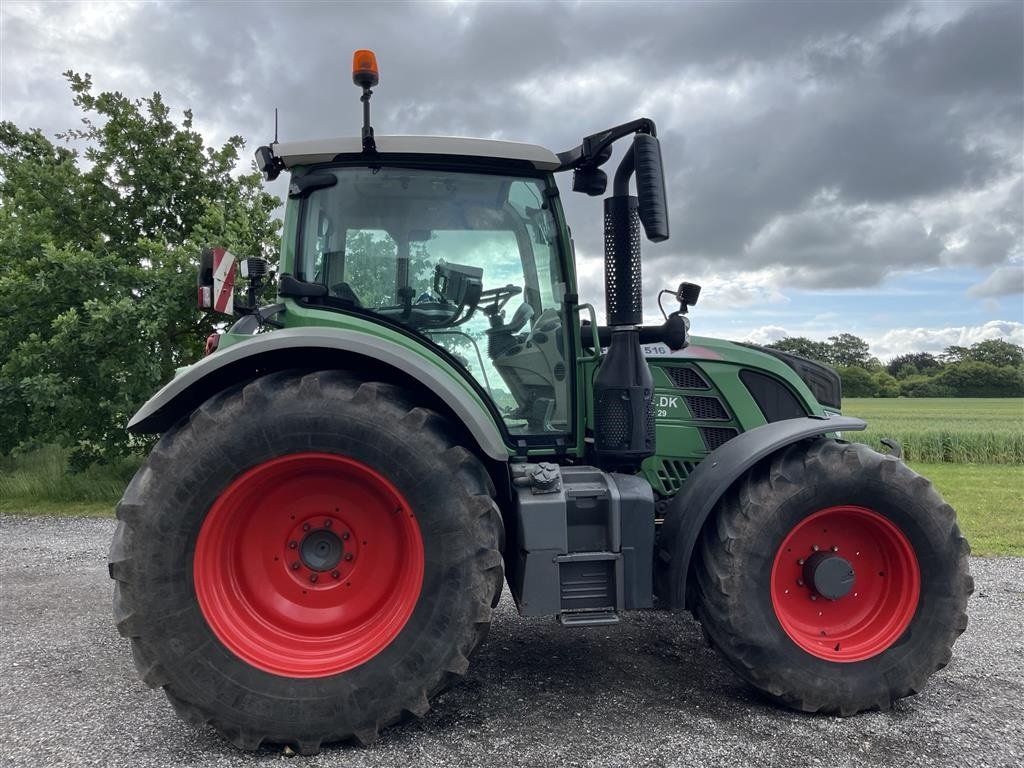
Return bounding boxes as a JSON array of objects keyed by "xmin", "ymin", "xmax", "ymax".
[{"xmin": 274, "ymin": 107, "xmax": 279, "ymax": 144}]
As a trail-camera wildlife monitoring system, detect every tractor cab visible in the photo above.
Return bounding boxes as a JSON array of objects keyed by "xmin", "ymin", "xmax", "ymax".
[{"xmin": 279, "ymin": 152, "xmax": 573, "ymax": 435}]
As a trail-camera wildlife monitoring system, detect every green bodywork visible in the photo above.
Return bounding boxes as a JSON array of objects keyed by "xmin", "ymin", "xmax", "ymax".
[{"xmin": 204, "ymin": 162, "xmax": 830, "ymax": 491}]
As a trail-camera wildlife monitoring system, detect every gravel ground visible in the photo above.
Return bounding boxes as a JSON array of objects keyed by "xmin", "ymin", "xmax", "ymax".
[{"xmin": 1, "ymin": 515, "xmax": 1022, "ymax": 768}]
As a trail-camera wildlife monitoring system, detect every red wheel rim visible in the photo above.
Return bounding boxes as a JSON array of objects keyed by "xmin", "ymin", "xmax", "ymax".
[
  {"xmin": 770, "ymin": 506, "xmax": 920, "ymax": 662},
  {"xmin": 193, "ymin": 453, "xmax": 424, "ymax": 678}
]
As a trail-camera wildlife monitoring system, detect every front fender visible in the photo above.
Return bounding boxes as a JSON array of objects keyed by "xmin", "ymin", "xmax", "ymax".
[
  {"xmin": 128, "ymin": 327, "xmax": 510, "ymax": 461},
  {"xmin": 655, "ymin": 415, "xmax": 866, "ymax": 609}
]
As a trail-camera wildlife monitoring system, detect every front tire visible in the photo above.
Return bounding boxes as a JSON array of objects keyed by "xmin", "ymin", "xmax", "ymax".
[
  {"xmin": 692, "ymin": 439, "xmax": 972, "ymax": 715},
  {"xmin": 108, "ymin": 371, "xmax": 504, "ymax": 752}
]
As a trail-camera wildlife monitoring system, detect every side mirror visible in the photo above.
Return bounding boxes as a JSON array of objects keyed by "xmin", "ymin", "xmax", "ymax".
[
  {"xmin": 633, "ymin": 133, "xmax": 669, "ymax": 243},
  {"xmin": 197, "ymin": 247, "xmax": 236, "ymax": 314}
]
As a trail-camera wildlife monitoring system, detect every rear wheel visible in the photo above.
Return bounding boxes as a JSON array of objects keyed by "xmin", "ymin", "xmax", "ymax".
[
  {"xmin": 692, "ymin": 439, "xmax": 971, "ymax": 714},
  {"xmin": 109, "ymin": 371, "xmax": 504, "ymax": 753}
]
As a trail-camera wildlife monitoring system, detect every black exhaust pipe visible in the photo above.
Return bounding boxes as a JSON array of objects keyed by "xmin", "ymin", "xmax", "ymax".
[{"xmin": 593, "ymin": 144, "xmax": 656, "ymax": 467}]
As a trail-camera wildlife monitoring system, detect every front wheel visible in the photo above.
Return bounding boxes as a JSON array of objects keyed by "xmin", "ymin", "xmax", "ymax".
[
  {"xmin": 692, "ymin": 439, "xmax": 972, "ymax": 715},
  {"xmin": 108, "ymin": 371, "xmax": 504, "ymax": 753}
]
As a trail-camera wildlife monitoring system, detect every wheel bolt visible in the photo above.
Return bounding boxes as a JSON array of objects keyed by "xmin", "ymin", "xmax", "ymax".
[
  {"xmin": 291, "ymin": 562, "xmax": 300, "ymax": 571},
  {"xmin": 342, "ymin": 532, "xmax": 350, "ymax": 541},
  {"xmin": 797, "ymin": 579, "xmax": 804, "ymax": 586},
  {"xmin": 831, "ymin": 545, "xmax": 839, "ymax": 552},
  {"xmin": 288, "ymin": 540, "xmax": 297, "ymax": 549},
  {"xmin": 309, "ymin": 574, "xmax": 318, "ymax": 583},
  {"xmin": 797, "ymin": 558, "xmax": 805, "ymax": 566},
  {"xmin": 344, "ymin": 553, "xmax": 354, "ymax": 561},
  {"xmin": 810, "ymin": 595, "xmax": 817, "ymax": 601},
  {"xmin": 812, "ymin": 544, "xmax": 820, "ymax": 552},
  {"xmin": 324, "ymin": 520, "xmax": 332, "ymax": 528},
  {"xmin": 331, "ymin": 570, "xmax": 340, "ymax": 579},
  {"xmin": 302, "ymin": 523, "xmax": 311, "ymax": 532}
]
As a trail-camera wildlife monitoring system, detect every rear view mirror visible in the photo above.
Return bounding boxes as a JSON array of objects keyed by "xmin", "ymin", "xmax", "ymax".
[
  {"xmin": 288, "ymin": 172, "xmax": 337, "ymax": 198},
  {"xmin": 197, "ymin": 247, "xmax": 236, "ymax": 314},
  {"xmin": 633, "ymin": 133, "xmax": 669, "ymax": 243}
]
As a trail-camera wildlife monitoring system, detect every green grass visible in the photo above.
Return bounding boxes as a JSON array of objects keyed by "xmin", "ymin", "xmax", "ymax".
[
  {"xmin": 909, "ymin": 462, "xmax": 1023, "ymax": 556},
  {"xmin": 0, "ymin": 445, "xmax": 137, "ymax": 516},
  {"xmin": 843, "ymin": 397, "xmax": 1024, "ymax": 464}
]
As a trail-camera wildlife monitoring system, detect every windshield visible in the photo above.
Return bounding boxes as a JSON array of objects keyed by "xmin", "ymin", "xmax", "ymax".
[{"xmin": 297, "ymin": 166, "xmax": 571, "ymax": 436}]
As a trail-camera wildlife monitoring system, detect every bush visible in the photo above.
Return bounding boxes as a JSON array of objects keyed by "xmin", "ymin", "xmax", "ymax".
[
  {"xmin": 838, "ymin": 366, "xmax": 877, "ymax": 397},
  {"xmin": 899, "ymin": 375, "xmax": 955, "ymax": 398},
  {"xmin": 932, "ymin": 362, "xmax": 1024, "ymax": 398},
  {"xmin": 871, "ymin": 370, "xmax": 900, "ymax": 397}
]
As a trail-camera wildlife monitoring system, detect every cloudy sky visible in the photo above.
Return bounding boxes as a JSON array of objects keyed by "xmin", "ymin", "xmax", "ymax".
[{"xmin": 2, "ymin": 0, "xmax": 1022, "ymax": 359}]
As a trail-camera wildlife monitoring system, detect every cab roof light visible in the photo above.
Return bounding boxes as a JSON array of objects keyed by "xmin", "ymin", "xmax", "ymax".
[{"xmin": 352, "ymin": 49, "xmax": 379, "ymax": 88}]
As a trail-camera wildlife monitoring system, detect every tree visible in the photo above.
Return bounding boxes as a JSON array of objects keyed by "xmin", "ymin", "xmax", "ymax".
[
  {"xmin": 767, "ymin": 336, "xmax": 831, "ymax": 363},
  {"xmin": 966, "ymin": 339, "xmax": 1024, "ymax": 368},
  {"xmin": 826, "ymin": 333, "xmax": 872, "ymax": 368},
  {"xmin": 885, "ymin": 352, "xmax": 941, "ymax": 377},
  {"xmin": 939, "ymin": 345, "xmax": 970, "ymax": 365},
  {"xmin": 0, "ymin": 72, "xmax": 280, "ymax": 465}
]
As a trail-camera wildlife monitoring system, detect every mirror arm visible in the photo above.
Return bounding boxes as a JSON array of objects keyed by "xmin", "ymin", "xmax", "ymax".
[{"xmin": 555, "ymin": 117, "xmax": 657, "ymax": 172}]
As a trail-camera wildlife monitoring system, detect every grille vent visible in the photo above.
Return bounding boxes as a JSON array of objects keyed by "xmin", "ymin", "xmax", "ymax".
[
  {"xmin": 685, "ymin": 395, "xmax": 729, "ymax": 421},
  {"xmin": 700, "ymin": 427, "xmax": 738, "ymax": 451},
  {"xmin": 664, "ymin": 366, "xmax": 709, "ymax": 390},
  {"xmin": 656, "ymin": 459, "xmax": 697, "ymax": 495}
]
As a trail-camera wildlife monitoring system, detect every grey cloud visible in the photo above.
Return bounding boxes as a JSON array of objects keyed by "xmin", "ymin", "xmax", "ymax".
[
  {"xmin": 968, "ymin": 265, "xmax": 1024, "ymax": 298},
  {"xmin": 1, "ymin": 0, "xmax": 1020, "ymax": 296}
]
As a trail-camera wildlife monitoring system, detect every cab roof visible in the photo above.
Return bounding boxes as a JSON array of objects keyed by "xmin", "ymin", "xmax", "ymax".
[{"xmin": 272, "ymin": 135, "xmax": 562, "ymax": 172}]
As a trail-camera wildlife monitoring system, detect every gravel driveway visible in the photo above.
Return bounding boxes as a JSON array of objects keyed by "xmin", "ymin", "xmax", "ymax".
[{"xmin": 1, "ymin": 515, "xmax": 1022, "ymax": 768}]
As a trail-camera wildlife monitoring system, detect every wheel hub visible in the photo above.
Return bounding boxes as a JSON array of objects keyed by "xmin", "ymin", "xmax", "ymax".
[
  {"xmin": 770, "ymin": 505, "xmax": 920, "ymax": 662},
  {"xmin": 803, "ymin": 551, "xmax": 855, "ymax": 600},
  {"xmin": 299, "ymin": 528, "xmax": 343, "ymax": 572},
  {"xmin": 193, "ymin": 453, "xmax": 425, "ymax": 678}
]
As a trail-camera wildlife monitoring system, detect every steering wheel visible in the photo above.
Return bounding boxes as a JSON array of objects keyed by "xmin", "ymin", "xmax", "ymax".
[{"xmin": 479, "ymin": 284, "xmax": 523, "ymax": 318}]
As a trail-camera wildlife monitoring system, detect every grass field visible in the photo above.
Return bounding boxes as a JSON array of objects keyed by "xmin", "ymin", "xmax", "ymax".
[{"xmin": 843, "ymin": 397, "xmax": 1024, "ymax": 464}]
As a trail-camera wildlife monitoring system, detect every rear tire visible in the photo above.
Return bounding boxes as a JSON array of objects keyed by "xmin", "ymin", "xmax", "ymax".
[
  {"xmin": 108, "ymin": 371, "xmax": 504, "ymax": 753},
  {"xmin": 692, "ymin": 439, "xmax": 971, "ymax": 715}
]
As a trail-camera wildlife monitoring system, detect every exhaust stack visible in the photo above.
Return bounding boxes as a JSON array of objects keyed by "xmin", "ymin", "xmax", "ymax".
[{"xmin": 593, "ymin": 132, "xmax": 668, "ymax": 468}]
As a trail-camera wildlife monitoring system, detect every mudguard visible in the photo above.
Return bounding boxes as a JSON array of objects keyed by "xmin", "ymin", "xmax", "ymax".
[
  {"xmin": 127, "ymin": 327, "xmax": 510, "ymax": 461},
  {"xmin": 655, "ymin": 414, "xmax": 867, "ymax": 609}
]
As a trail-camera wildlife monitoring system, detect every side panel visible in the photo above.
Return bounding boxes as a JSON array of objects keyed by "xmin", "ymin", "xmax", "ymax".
[
  {"xmin": 655, "ymin": 415, "xmax": 867, "ymax": 609},
  {"xmin": 128, "ymin": 327, "xmax": 510, "ymax": 461}
]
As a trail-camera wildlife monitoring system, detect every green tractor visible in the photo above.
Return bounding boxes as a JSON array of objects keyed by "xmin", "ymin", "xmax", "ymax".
[{"xmin": 109, "ymin": 51, "xmax": 972, "ymax": 753}]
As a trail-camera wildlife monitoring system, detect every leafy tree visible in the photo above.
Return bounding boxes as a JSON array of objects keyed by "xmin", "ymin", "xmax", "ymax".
[
  {"xmin": 885, "ymin": 352, "xmax": 941, "ymax": 377},
  {"xmin": 965, "ymin": 339, "xmax": 1024, "ymax": 368},
  {"xmin": 826, "ymin": 333, "xmax": 871, "ymax": 368},
  {"xmin": 939, "ymin": 345, "xmax": 970, "ymax": 365},
  {"xmin": 766, "ymin": 336, "xmax": 831, "ymax": 363},
  {"xmin": 0, "ymin": 72, "xmax": 280, "ymax": 465}
]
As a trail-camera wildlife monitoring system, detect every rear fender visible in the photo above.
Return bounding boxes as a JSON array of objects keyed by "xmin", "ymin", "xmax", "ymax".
[
  {"xmin": 128, "ymin": 327, "xmax": 510, "ymax": 462},
  {"xmin": 655, "ymin": 415, "xmax": 867, "ymax": 609}
]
